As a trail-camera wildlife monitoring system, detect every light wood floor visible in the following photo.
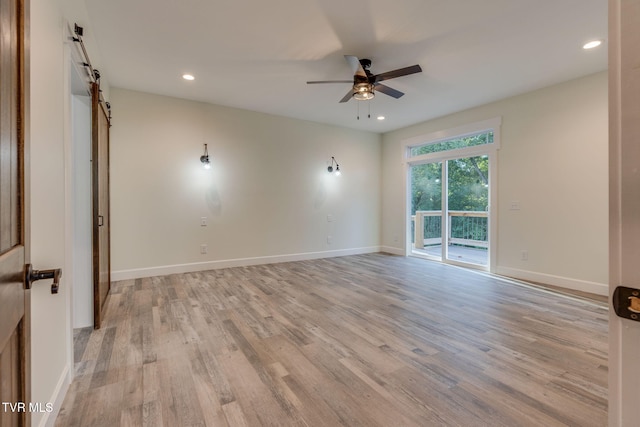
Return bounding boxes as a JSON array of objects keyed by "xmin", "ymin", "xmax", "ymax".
[{"xmin": 55, "ymin": 253, "xmax": 608, "ymax": 427}]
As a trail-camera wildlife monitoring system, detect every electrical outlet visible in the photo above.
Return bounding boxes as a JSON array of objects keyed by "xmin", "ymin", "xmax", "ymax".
[
  {"xmin": 200, "ymin": 244, "xmax": 208, "ymax": 254},
  {"xmin": 521, "ymin": 250, "xmax": 528, "ymax": 261},
  {"xmin": 201, "ymin": 217, "xmax": 207, "ymax": 226},
  {"xmin": 327, "ymin": 214, "xmax": 335, "ymax": 222},
  {"xmin": 327, "ymin": 236, "xmax": 333, "ymax": 245},
  {"xmin": 510, "ymin": 201, "xmax": 521, "ymax": 211}
]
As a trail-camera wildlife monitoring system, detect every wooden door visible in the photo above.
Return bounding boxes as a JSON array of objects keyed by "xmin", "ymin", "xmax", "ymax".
[
  {"xmin": 0, "ymin": 0, "xmax": 30, "ymax": 425},
  {"xmin": 91, "ymin": 83, "xmax": 111, "ymax": 329}
]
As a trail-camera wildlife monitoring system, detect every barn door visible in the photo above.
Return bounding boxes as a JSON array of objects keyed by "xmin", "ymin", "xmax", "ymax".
[
  {"xmin": 91, "ymin": 82, "xmax": 111, "ymax": 329},
  {"xmin": 0, "ymin": 0, "xmax": 29, "ymax": 425}
]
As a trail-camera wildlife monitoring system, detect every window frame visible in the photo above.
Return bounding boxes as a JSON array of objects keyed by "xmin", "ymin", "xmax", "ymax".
[{"xmin": 404, "ymin": 117, "xmax": 501, "ymax": 164}]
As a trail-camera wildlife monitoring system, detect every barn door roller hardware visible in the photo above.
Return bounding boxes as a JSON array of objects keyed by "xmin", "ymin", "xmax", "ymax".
[{"xmin": 72, "ymin": 23, "xmax": 112, "ymax": 124}]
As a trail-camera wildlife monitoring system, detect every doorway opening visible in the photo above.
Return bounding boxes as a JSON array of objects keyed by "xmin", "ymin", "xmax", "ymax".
[{"xmin": 67, "ymin": 43, "xmax": 94, "ymax": 331}]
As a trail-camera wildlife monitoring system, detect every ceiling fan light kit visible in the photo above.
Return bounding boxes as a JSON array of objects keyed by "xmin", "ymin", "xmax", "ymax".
[{"xmin": 353, "ymin": 82, "xmax": 375, "ymax": 101}]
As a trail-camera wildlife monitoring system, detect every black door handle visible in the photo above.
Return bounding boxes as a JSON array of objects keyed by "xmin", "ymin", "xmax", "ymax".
[
  {"xmin": 613, "ymin": 286, "xmax": 640, "ymax": 321},
  {"xmin": 24, "ymin": 264, "xmax": 62, "ymax": 294}
]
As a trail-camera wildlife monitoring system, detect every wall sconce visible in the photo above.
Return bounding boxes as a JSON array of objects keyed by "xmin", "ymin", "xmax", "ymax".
[
  {"xmin": 327, "ymin": 156, "xmax": 341, "ymax": 176},
  {"xmin": 200, "ymin": 144, "xmax": 211, "ymax": 169}
]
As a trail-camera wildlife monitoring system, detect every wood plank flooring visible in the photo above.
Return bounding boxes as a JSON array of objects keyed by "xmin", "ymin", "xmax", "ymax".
[{"xmin": 55, "ymin": 253, "xmax": 608, "ymax": 427}]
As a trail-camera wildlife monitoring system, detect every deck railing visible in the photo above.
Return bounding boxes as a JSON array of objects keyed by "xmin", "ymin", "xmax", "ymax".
[{"xmin": 412, "ymin": 210, "xmax": 488, "ymax": 249}]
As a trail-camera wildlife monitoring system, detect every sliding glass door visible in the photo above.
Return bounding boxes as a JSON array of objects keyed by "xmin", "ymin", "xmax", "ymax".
[
  {"xmin": 409, "ymin": 154, "xmax": 490, "ymax": 268},
  {"xmin": 405, "ymin": 120, "xmax": 499, "ymax": 271}
]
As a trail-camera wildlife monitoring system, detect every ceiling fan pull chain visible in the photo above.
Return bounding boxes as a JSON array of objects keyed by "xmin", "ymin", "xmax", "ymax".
[{"xmin": 357, "ymin": 101, "xmax": 360, "ymax": 120}]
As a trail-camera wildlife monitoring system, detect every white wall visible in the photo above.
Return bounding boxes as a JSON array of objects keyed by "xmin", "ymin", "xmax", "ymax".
[
  {"xmin": 110, "ymin": 89, "xmax": 382, "ymax": 279},
  {"xmin": 30, "ymin": 0, "xmax": 109, "ymax": 425},
  {"xmin": 30, "ymin": 2, "xmax": 70, "ymax": 426},
  {"xmin": 382, "ymin": 72, "xmax": 608, "ymax": 295}
]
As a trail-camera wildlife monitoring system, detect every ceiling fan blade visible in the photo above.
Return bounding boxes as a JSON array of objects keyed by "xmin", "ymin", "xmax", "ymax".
[
  {"xmin": 374, "ymin": 64, "xmax": 422, "ymax": 83},
  {"xmin": 339, "ymin": 89, "xmax": 354, "ymax": 103},
  {"xmin": 307, "ymin": 80, "xmax": 353, "ymax": 84},
  {"xmin": 374, "ymin": 83, "xmax": 404, "ymax": 99},
  {"xmin": 344, "ymin": 55, "xmax": 367, "ymax": 78}
]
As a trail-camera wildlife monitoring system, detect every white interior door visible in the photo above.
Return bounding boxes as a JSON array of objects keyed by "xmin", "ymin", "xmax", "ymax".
[{"xmin": 608, "ymin": 0, "xmax": 640, "ymax": 425}]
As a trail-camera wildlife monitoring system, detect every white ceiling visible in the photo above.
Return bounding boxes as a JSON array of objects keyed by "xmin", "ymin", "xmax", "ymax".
[{"xmin": 84, "ymin": 0, "xmax": 607, "ymax": 133}]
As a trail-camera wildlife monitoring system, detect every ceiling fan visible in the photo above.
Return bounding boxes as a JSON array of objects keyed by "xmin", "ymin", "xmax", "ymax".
[{"xmin": 307, "ymin": 55, "xmax": 422, "ymax": 103}]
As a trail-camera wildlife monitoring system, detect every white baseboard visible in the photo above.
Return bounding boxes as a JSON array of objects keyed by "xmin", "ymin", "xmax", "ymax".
[
  {"xmin": 111, "ymin": 249, "xmax": 608, "ymax": 297},
  {"xmin": 111, "ymin": 246, "xmax": 381, "ymax": 281},
  {"xmin": 39, "ymin": 363, "xmax": 70, "ymax": 427},
  {"xmin": 379, "ymin": 246, "xmax": 405, "ymax": 256},
  {"xmin": 495, "ymin": 266, "xmax": 608, "ymax": 296}
]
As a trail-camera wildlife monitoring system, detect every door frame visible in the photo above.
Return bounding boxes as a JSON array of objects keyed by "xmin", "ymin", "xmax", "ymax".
[
  {"xmin": 402, "ymin": 117, "xmax": 500, "ymax": 273},
  {"xmin": 62, "ymin": 20, "xmax": 94, "ymax": 372}
]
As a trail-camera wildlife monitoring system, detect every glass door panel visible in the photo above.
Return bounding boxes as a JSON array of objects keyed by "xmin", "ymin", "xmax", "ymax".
[
  {"xmin": 410, "ymin": 162, "xmax": 443, "ymax": 259},
  {"xmin": 445, "ymin": 155, "xmax": 489, "ymax": 265}
]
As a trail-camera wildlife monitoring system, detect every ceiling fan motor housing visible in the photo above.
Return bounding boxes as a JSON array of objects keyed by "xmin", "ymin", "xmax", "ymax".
[{"xmin": 359, "ymin": 58, "xmax": 372, "ymax": 70}]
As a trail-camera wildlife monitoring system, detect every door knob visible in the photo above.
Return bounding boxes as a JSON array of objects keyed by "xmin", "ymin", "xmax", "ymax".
[{"xmin": 24, "ymin": 264, "xmax": 62, "ymax": 294}]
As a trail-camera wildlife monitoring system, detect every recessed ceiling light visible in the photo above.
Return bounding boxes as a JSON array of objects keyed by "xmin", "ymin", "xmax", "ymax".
[
  {"xmin": 377, "ymin": 116, "xmax": 385, "ymax": 121},
  {"xmin": 583, "ymin": 40, "xmax": 602, "ymax": 50},
  {"xmin": 182, "ymin": 74, "xmax": 195, "ymax": 81}
]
